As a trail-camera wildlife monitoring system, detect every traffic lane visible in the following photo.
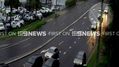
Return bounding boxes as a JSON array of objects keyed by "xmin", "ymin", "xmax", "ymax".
[
  {"xmin": 37, "ymin": 12, "xmax": 91, "ymax": 57},
  {"xmin": 0, "ymin": 2, "xmax": 92, "ymax": 63},
  {"xmin": 8, "ymin": 35, "xmax": 81, "ymax": 67},
  {"xmin": 8, "ymin": 0, "xmax": 98, "ymax": 65},
  {"xmin": 0, "ymin": 0, "xmax": 88, "ymax": 50},
  {"xmin": 9, "ymin": 36, "xmax": 88, "ymax": 67},
  {"xmin": 9, "ymin": 12, "xmax": 91, "ymax": 67},
  {"xmin": 65, "ymin": 13, "xmax": 91, "ymax": 31},
  {"xmin": 60, "ymin": 37, "xmax": 88, "ymax": 67},
  {"xmin": 57, "ymin": 13, "xmax": 91, "ymax": 67},
  {"xmin": 0, "ymin": 7, "xmax": 89, "ymax": 63},
  {"xmin": 0, "ymin": 36, "xmax": 53, "ymax": 62},
  {"xmin": 0, "ymin": 36, "xmax": 31, "ymax": 46},
  {"xmin": 38, "ymin": 0, "xmax": 97, "ymax": 32},
  {"xmin": 0, "ymin": 0, "xmax": 98, "ymax": 48},
  {"xmin": 0, "ymin": 0, "xmax": 95, "ymax": 60},
  {"xmin": 38, "ymin": 13, "xmax": 91, "ymax": 67},
  {"xmin": 34, "ymin": 36, "xmax": 88, "ymax": 67},
  {"xmin": 91, "ymin": 3, "xmax": 107, "ymax": 19},
  {"xmin": 0, "ymin": 0, "xmax": 92, "ymax": 44}
]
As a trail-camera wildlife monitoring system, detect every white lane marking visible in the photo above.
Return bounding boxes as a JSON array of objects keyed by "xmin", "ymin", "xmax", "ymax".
[
  {"xmin": 23, "ymin": 64, "xmax": 25, "ymax": 67},
  {"xmin": 74, "ymin": 41, "xmax": 77, "ymax": 44},
  {"xmin": 2, "ymin": 8, "xmax": 89, "ymax": 64},
  {"xmin": 0, "ymin": 38, "xmax": 31, "ymax": 50},
  {"xmin": 93, "ymin": 9, "xmax": 95, "ymax": 11},
  {"xmin": 0, "ymin": 44, "xmax": 9, "ymax": 48},
  {"xmin": 69, "ymin": 28, "xmax": 74, "ymax": 31},
  {"xmin": 78, "ymin": 37, "xmax": 80, "ymax": 39},
  {"xmin": 59, "ymin": 10, "xmax": 89, "ymax": 34},
  {"xmin": 91, "ymin": 18, "xmax": 94, "ymax": 20},
  {"xmin": 14, "ymin": 38, "xmax": 31, "ymax": 45},
  {"xmin": 59, "ymin": 51, "xmax": 61, "ymax": 53},
  {"xmin": 41, "ymin": 49, "xmax": 48, "ymax": 54},
  {"xmin": 23, "ymin": 43, "xmax": 31, "ymax": 48},
  {"xmin": 90, "ymin": 2, "xmax": 102, "ymax": 10},
  {"xmin": 58, "ymin": 41, "xmax": 64, "ymax": 46},
  {"xmin": 98, "ymin": 9, "xmax": 101, "ymax": 12},
  {"xmin": 69, "ymin": 46, "xmax": 72, "ymax": 49},
  {"xmin": 83, "ymin": 17, "xmax": 87, "ymax": 19},
  {"xmin": 63, "ymin": 52, "xmax": 67, "ymax": 55}
]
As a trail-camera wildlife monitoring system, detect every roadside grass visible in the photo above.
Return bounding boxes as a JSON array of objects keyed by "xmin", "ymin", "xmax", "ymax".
[
  {"xmin": 13, "ymin": 20, "xmax": 46, "ymax": 31},
  {"xmin": 87, "ymin": 39, "xmax": 109, "ymax": 67},
  {"xmin": 87, "ymin": 46, "xmax": 97, "ymax": 67},
  {"xmin": 97, "ymin": 39, "xmax": 109, "ymax": 67},
  {"xmin": 87, "ymin": 5, "xmax": 112, "ymax": 67},
  {"xmin": 0, "ymin": 11, "xmax": 61, "ymax": 40},
  {"xmin": 0, "ymin": 19, "xmax": 46, "ymax": 40}
]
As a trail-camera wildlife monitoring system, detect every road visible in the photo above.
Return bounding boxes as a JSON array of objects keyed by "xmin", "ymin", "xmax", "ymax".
[
  {"xmin": 9, "ymin": 11, "xmax": 91, "ymax": 67},
  {"xmin": 0, "ymin": 0, "xmax": 100, "ymax": 67}
]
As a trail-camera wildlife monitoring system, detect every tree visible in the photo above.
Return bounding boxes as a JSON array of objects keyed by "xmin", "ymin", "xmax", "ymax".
[
  {"xmin": 27, "ymin": 0, "xmax": 41, "ymax": 11},
  {"xmin": 4, "ymin": 0, "xmax": 20, "ymax": 8},
  {"xmin": 65, "ymin": 0, "xmax": 76, "ymax": 7}
]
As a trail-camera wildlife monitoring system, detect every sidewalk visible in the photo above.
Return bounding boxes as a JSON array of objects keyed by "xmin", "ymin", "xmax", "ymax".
[{"xmin": 87, "ymin": 3, "xmax": 112, "ymax": 67}]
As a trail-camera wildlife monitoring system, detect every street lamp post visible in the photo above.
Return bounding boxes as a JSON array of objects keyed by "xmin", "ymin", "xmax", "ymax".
[
  {"xmin": 54, "ymin": 0, "xmax": 58, "ymax": 18},
  {"xmin": 97, "ymin": 0, "xmax": 104, "ymax": 66}
]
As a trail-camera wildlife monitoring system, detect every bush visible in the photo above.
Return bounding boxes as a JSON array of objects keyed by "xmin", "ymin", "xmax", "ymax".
[{"xmin": 65, "ymin": 0, "xmax": 77, "ymax": 7}]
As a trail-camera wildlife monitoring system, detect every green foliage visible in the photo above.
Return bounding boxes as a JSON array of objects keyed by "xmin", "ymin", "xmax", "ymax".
[
  {"xmin": 65, "ymin": 0, "xmax": 76, "ymax": 7},
  {"xmin": 27, "ymin": 0, "xmax": 41, "ymax": 10},
  {"xmin": 4, "ymin": 0, "xmax": 20, "ymax": 8}
]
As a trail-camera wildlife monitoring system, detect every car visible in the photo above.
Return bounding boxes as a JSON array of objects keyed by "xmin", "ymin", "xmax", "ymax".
[
  {"xmin": 104, "ymin": 6, "xmax": 108, "ymax": 14},
  {"xmin": 40, "ymin": 7, "xmax": 51, "ymax": 17},
  {"xmin": 49, "ymin": 9, "xmax": 53, "ymax": 13},
  {"xmin": 12, "ymin": 8, "xmax": 18, "ymax": 14},
  {"xmin": 43, "ymin": 8, "xmax": 50, "ymax": 13},
  {"xmin": 39, "ymin": 9, "xmax": 46, "ymax": 14},
  {"xmin": 0, "ymin": 20, "xmax": 5, "ymax": 31},
  {"xmin": 91, "ymin": 21, "xmax": 98, "ymax": 31},
  {"xmin": 42, "ymin": 58, "xmax": 59, "ymax": 67},
  {"xmin": 12, "ymin": 15, "xmax": 22, "ymax": 21},
  {"xmin": 33, "ymin": 10, "xmax": 42, "ymax": 20},
  {"xmin": 5, "ymin": 22, "xmax": 11, "ymax": 30},
  {"xmin": 50, "ymin": 6, "xmax": 55, "ymax": 12},
  {"xmin": 44, "ymin": 47, "xmax": 59, "ymax": 59},
  {"xmin": 97, "ymin": 14, "xmax": 103, "ymax": 22},
  {"xmin": 18, "ymin": 7, "xmax": 27, "ymax": 14},
  {"xmin": 23, "ymin": 13, "xmax": 34, "ymax": 22},
  {"xmin": 11, "ymin": 19, "xmax": 24, "ymax": 28},
  {"xmin": 97, "ymin": 13, "xmax": 101, "ymax": 20},
  {"xmin": 73, "ymin": 51, "xmax": 86, "ymax": 66},
  {"xmin": 1, "ymin": 16, "xmax": 12, "ymax": 30},
  {"xmin": 35, "ymin": 11, "xmax": 43, "ymax": 19},
  {"xmin": 1, "ymin": 7, "xmax": 10, "ymax": 14},
  {"xmin": 24, "ymin": 55, "xmax": 43, "ymax": 67},
  {"xmin": 2, "ymin": 7, "xmax": 17, "ymax": 14},
  {"xmin": 1, "ymin": 15, "xmax": 10, "ymax": 23},
  {"xmin": 44, "ymin": 7, "xmax": 53, "ymax": 14},
  {"xmin": 5, "ymin": 7, "xmax": 11, "ymax": 14},
  {"xmin": 1, "ymin": 8, "xmax": 6, "ymax": 12}
]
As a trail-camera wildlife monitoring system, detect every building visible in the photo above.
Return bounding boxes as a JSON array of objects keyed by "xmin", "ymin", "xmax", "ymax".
[
  {"xmin": 19, "ymin": 0, "xmax": 27, "ymax": 4},
  {"xmin": 0, "ymin": 0, "xmax": 5, "ymax": 8},
  {"xmin": 40, "ymin": 0, "xmax": 66, "ymax": 10},
  {"xmin": 0, "ymin": 0, "xmax": 66, "ymax": 10}
]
